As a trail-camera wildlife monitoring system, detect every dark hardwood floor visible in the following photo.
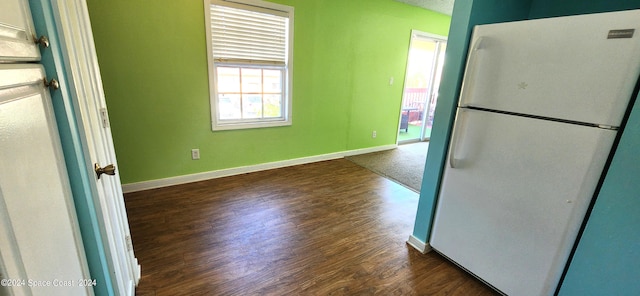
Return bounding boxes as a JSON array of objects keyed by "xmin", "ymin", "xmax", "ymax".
[{"xmin": 125, "ymin": 159, "xmax": 497, "ymax": 296}]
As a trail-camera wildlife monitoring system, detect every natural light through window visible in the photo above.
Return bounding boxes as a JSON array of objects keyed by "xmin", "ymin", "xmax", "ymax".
[
  {"xmin": 204, "ymin": 0, "xmax": 294, "ymax": 131},
  {"xmin": 216, "ymin": 67, "xmax": 284, "ymax": 120}
]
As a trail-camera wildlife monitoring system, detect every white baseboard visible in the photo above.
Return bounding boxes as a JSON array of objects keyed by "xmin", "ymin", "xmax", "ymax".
[
  {"xmin": 122, "ymin": 144, "xmax": 397, "ymax": 193},
  {"xmin": 340, "ymin": 144, "xmax": 396, "ymax": 157},
  {"xmin": 407, "ymin": 235, "xmax": 432, "ymax": 254}
]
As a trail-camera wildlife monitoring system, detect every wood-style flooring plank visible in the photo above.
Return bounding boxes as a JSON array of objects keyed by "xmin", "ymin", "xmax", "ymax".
[{"xmin": 125, "ymin": 159, "xmax": 497, "ymax": 296}]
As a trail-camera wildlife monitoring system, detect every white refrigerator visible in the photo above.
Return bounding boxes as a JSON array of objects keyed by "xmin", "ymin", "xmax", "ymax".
[{"xmin": 429, "ymin": 10, "xmax": 640, "ymax": 296}]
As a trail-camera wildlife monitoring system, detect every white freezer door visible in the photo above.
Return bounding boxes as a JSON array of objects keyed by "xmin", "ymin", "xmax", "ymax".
[
  {"xmin": 460, "ymin": 9, "xmax": 640, "ymax": 127},
  {"xmin": 430, "ymin": 108, "xmax": 616, "ymax": 296}
]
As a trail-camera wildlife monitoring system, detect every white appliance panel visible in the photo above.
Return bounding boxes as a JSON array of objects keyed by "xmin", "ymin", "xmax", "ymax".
[
  {"xmin": 430, "ymin": 109, "xmax": 616, "ymax": 296},
  {"xmin": 460, "ymin": 10, "xmax": 640, "ymax": 127}
]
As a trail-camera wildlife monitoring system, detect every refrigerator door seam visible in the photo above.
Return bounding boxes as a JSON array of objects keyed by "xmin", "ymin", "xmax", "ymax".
[{"xmin": 463, "ymin": 106, "xmax": 620, "ymax": 129}]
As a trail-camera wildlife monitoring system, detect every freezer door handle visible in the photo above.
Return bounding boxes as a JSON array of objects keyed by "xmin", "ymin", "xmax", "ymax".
[{"xmin": 459, "ymin": 36, "xmax": 485, "ymax": 107}]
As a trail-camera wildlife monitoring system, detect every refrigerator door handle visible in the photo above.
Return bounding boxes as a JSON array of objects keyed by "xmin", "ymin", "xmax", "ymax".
[
  {"xmin": 449, "ymin": 108, "xmax": 467, "ymax": 168},
  {"xmin": 459, "ymin": 36, "xmax": 485, "ymax": 107}
]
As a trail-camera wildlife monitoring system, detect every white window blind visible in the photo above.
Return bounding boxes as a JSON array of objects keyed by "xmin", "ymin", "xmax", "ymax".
[{"xmin": 210, "ymin": 3, "xmax": 288, "ymax": 65}]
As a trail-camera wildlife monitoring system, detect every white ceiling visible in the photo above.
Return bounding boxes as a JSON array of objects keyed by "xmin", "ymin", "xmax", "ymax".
[{"xmin": 395, "ymin": 0, "xmax": 455, "ymax": 16}]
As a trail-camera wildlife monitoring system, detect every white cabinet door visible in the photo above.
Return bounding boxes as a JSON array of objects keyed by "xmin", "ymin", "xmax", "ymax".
[
  {"xmin": 0, "ymin": 64, "xmax": 91, "ymax": 296},
  {"xmin": 430, "ymin": 108, "xmax": 616, "ymax": 296},
  {"xmin": 0, "ymin": 0, "xmax": 40, "ymax": 61}
]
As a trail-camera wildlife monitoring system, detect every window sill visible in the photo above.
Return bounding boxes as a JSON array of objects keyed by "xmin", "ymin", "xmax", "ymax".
[{"xmin": 211, "ymin": 120, "xmax": 292, "ymax": 131}]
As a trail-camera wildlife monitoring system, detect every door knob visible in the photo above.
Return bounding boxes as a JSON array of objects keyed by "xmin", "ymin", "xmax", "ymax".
[{"xmin": 95, "ymin": 163, "xmax": 116, "ymax": 179}]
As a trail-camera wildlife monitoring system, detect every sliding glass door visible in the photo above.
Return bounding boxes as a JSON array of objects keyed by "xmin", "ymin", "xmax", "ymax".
[{"xmin": 398, "ymin": 30, "xmax": 446, "ymax": 143}]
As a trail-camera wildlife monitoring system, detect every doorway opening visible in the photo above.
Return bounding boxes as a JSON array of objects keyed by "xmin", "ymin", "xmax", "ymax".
[{"xmin": 398, "ymin": 30, "xmax": 447, "ymax": 144}]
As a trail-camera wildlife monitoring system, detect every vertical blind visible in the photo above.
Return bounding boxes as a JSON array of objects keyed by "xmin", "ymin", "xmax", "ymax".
[{"xmin": 210, "ymin": 3, "xmax": 288, "ymax": 65}]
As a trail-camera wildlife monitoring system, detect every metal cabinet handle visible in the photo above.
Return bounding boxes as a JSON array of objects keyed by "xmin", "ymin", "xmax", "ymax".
[
  {"xmin": 35, "ymin": 35, "xmax": 50, "ymax": 48},
  {"xmin": 95, "ymin": 163, "xmax": 116, "ymax": 179},
  {"xmin": 44, "ymin": 78, "xmax": 60, "ymax": 90}
]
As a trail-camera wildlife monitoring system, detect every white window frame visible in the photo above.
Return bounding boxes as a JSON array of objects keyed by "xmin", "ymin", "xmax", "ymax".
[{"xmin": 204, "ymin": 0, "xmax": 294, "ymax": 131}]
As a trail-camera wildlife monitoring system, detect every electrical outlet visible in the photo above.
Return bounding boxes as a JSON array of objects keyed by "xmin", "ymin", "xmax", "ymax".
[
  {"xmin": 372, "ymin": 130, "xmax": 377, "ymax": 138},
  {"xmin": 191, "ymin": 149, "xmax": 200, "ymax": 160}
]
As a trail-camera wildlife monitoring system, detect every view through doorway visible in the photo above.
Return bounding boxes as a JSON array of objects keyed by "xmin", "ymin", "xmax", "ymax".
[{"xmin": 398, "ymin": 30, "xmax": 447, "ymax": 143}]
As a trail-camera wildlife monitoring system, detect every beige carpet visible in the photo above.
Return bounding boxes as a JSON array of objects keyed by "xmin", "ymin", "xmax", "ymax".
[{"xmin": 346, "ymin": 142, "xmax": 429, "ymax": 192}]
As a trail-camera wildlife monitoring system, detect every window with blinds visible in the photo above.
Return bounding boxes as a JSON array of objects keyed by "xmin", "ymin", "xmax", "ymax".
[{"xmin": 204, "ymin": 0, "xmax": 294, "ymax": 131}]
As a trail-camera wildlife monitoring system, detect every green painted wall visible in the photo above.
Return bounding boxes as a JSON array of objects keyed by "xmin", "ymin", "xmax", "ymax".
[{"xmin": 85, "ymin": 0, "xmax": 450, "ymax": 184}]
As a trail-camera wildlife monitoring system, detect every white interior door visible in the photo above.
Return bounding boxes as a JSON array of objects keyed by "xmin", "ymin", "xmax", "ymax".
[
  {"xmin": 0, "ymin": 64, "xmax": 92, "ymax": 296},
  {"xmin": 51, "ymin": 1, "xmax": 141, "ymax": 295}
]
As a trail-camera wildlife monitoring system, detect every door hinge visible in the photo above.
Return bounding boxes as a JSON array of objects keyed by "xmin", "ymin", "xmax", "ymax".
[
  {"xmin": 99, "ymin": 108, "xmax": 110, "ymax": 128},
  {"xmin": 125, "ymin": 235, "xmax": 133, "ymax": 251}
]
